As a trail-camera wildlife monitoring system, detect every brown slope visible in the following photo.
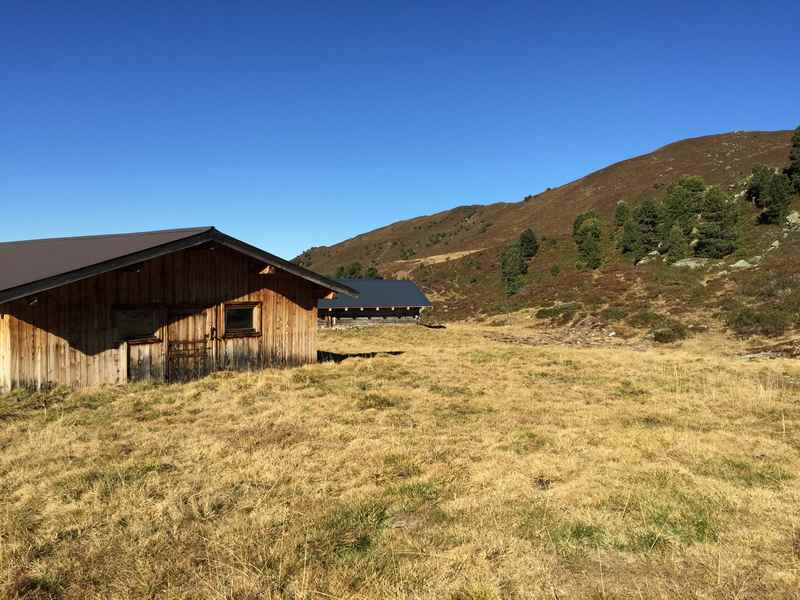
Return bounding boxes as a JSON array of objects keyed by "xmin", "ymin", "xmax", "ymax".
[{"xmin": 298, "ymin": 130, "xmax": 792, "ymax": 278}]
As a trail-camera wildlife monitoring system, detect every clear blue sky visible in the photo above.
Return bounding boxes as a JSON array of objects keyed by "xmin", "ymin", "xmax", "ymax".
[{"xmin": 2, "ymin": 2, "xmax": 798, "ymax": 258}]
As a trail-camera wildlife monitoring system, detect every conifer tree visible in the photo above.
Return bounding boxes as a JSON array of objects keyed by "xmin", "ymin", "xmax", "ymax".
[
  {"xmin": 518, "ymin": 228, "xmax": 539, "ymax": 258},
  {"xmin": 665, "ymin": 223, "xmax": 690, "ymax": 264},
  {"xmin": 618, "ymin": 216, "xmax": 643, "ymax": 260},
  {"xmin": 747, "ymin": 165, "xmax": 774, "ymax": 208},
  {"xmin": 614, "ymin": 201, "xmax": 630, "ymax": 228},
  {"xmin": 573, "ymin": 215, "xmax": 603, "ymax": 269},
  {"xmin": 695, "ymin": 187, "xmax": 738, "ymax": 258},
  {"xmin": 789, "ymin": 125, "xmax": 800, "ymax": 192},
  {"xmin": 661, "ymin": 176, "xmax": 705, "ymax": 240},
  {"xmin": 761, "ymin": 173, "xmax": 793, "ymax": 224},
  {"xmin": 501, "ymin": 242, "xmax": 527, "ymax": 295},
  {"xmin": 632, "ymin": 198, "xmax": 663, "ymax": 254}
]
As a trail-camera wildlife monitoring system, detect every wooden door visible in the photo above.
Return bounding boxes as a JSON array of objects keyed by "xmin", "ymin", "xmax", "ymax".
[{"xmin": 166, "ymin": 308, "xmax": 212, "ymax": 382}]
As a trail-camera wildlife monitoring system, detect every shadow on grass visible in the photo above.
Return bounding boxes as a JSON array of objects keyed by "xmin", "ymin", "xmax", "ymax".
[
  {"xmin": 420, "ymin": 323, "xmax": 446, "ymax": 329},
  {"xmin": 317, "ymin": 350, "xmax": 405, "ymax": 364}
]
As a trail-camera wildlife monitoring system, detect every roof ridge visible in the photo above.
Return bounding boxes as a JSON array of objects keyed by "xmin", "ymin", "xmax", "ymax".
[{"xmin": 0, "ymin": 226, "xmax": 214, "ymax": 246}]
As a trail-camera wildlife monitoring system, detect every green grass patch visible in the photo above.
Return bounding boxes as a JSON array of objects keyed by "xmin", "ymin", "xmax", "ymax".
[
  {"xmin": 509, "ymin": 431, "xmax": 549, "ymax": 454},
  {"xmin": 381, "ymin": 454, "xmax": 422, "ymax": 480},
  {"xmin": 356, "ymin": 393, "xmax": 400, "ymax": 410},
  {"xmin": 58, "ymin": 462, "xmax": 177, "ymax": 500},
  {"xmin": 697, "ymin": 457, "xmax": 793, "ymax": 488},
  {"xmin": 302, "ymin": 499, "xmax": 389, "ymax": 565}
]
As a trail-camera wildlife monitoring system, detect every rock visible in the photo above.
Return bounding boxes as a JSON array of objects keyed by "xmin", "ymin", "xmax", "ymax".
[
  {"xmin": 768, "ymin": 240, "xmax": 780, "ymax": 252},
  {"xmin": 787, "ymin": 211, "xmax": 800, "ymax": 227},
  {"xmin": 672, "ymin": 257, "xmax": 711, "ymax": 269},
  {"xmin": 750, "ymin": 255, "xmax": 763, "ymax": 264},
  {"xmin": 638, "ymin": 251, "xmax": 661, "ymax": 265},
  {"xmin": 731, "ymin": 259, "xmax": 753, "ymax": 269}
]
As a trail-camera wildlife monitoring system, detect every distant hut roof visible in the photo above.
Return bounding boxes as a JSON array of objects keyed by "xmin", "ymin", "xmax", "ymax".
[
  {"xmin": 319, "ymin": 279, "xmax": 431, "ymax": 309},
  {"xmin": 0, "ymin": 227, "xmax": 357, "ymax": 304}
]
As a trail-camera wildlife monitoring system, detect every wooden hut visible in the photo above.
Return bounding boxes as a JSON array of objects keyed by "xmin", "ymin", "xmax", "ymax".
[
  {"xmin": 318, "ymin": 279, "xmax": 431, "ymax": 326},
  {"xmin": 0, "ymin": 227, "xmax": 357, "ymax": 390}
]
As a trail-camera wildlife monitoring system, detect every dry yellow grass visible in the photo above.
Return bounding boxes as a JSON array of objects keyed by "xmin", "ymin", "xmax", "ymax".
[{"xmin": 1, "ymin": 323, "xmax": 799, "ymax": 599}]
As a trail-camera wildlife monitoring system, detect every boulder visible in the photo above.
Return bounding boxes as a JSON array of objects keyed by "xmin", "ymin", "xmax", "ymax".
[
  {"xmin": 731, "ymin": 259, "xmax": 753, "ymax": 269},
  {"xmin": 638, "ymin": 251, "xmax": 661, "ymax": 265},
  {"xmin": 672, "ymin": 257, "xmax": 711, "ymax": 269},
  {"xmin": 787, "ymin": 211, "xmax": 800, "ymax": 228},
  {"xmin": 768, "ymin": 240, "xmax": 780, "ymax": 252}
]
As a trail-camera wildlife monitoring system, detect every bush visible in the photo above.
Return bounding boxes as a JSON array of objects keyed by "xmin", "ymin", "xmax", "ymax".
[
  {"xmin": 725, "ymin": 307, "xmax": 791, "ymax": 337},
  {"xmin": 653, "ymin": 320, "xmax": 689, "ymax": 343},
  {"xmin": 627, "ymin": 311, "xmax": 687, "ymax": 343},
  {"xmin": 536, "ymin": 302, "xmax": 580, "ymax": 321},
  {"xmin": 600, "ymin": 307, "xmax": 627, "ymax": 322},
  {"xmin": 550, "ymin": 264, "xmax": 561, "ymax": 277},
  {"xmin": 335, "ymin": 262, "xmax": 382, "ymax": 279}
]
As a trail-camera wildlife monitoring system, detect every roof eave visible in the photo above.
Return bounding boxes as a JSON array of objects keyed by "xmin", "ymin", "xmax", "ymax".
[
  {"xmin": 210, "ymin": 230, "xmax": 359, "ymax": 298},
  {"xmin": 0, "ymin": 227, "xmax": 358, "ymax": 305},
  {"xmin": 0, "ymin": 228, "xmax": 217, "ymax": 305}
]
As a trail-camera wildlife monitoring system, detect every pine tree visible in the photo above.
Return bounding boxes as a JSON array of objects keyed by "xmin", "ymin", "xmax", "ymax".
[
  {"xmin": 573, "ymin": 216, "xmax": 603, "ymax": 269},
  {"xmin": 665, "ymin": 223, "xmax": 690, "ymax": 264},
  {"xmin": 501, "ymin": 242, "xmax": 527, "ymax": 295},
  {"xmin": 632, "ymin": 198, "xmax": 663, "ymax": 254},
  {"xmin": 788, "ymin": 125, "xmax": 800, "ymax": 192},
  {"xmin": 618, "ymin": 216, "xmax": 643, "ymax": 260},
  {"xmin": 614, "ymin": 201, "xmax": 630, "ymax": 228},
  {"xmin": 573, "ymin": 211, "xmax": 598, "ymax": 242},
  {"xmin": 518, "ymin": 228, "xmax": 539, "ymax": 258},
  {"xmin": 695, "ymin": 187, "xmax": 738, "ymax": 258},
  {"xmin": 761, "ymin": 173, "xmax": 793, "ymax": 224},
  {"xmin": 747, "ymin": 165, "xmax": 774, "ymax": 208},
  {"xmin": 579, "ymin": 232, "xmax": 602, "ymax": 269},
  {"xmin": 661, "ymin": 176, "xmax": 705, "ymax": 240}
]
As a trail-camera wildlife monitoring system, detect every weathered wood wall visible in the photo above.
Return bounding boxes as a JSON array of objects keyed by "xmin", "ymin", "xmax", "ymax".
[
  {"xmin": 0, "ymin": 244, "xmax": 324, "ymax": 390},
  {"xmin": 0, "ymin": 312, "xmax": 10, "ymax": 391}
]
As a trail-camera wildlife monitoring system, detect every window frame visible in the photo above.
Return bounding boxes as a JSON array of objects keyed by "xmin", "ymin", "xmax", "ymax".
[
  {"xmin": 112, "ymin": 306, "xmax": 164, "ymax": 345},
  {"xmin": 222, "ymin": 301, "xmax": 261, "ymax": 338}
]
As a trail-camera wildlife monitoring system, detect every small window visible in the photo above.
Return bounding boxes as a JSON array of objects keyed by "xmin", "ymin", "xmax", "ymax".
[
  {"xmin": 224, "ymin": 303, "xmax": 259, "ymax": 336},
  {"xmin": 114, "ymin": 308, "xmax": 159, "ymax": 343}
]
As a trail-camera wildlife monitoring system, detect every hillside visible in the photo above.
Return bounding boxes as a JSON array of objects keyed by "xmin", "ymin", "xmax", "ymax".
[{"xmin": 296, "ymin": 130, "xmax": 798, "ymax": 329}]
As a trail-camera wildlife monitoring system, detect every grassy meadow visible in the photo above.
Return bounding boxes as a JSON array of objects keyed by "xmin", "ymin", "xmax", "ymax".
[{"xmin": 1, "ymin": 323, "xmax": 799, "ymax": 599}]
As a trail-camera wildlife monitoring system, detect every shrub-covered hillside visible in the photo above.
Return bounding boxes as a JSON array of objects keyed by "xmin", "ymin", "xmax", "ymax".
[{"xmin": 296, "ymin": 129, "xmax": 800, "ymax": 334}]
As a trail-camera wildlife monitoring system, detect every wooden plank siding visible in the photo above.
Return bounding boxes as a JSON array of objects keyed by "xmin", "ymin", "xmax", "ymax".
[{"xmin": 0, "ymin": 244, "xmax": 325, "ymax": 391}]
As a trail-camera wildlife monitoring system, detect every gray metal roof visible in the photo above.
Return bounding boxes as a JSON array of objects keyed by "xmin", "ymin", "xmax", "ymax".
[
  {"xmin": 319, "ymin": 279, "xmax": 430, "ymax": 309},
  {"xmin": 0, "ymin": 227, "xmax": 357, "ymax": 304}
]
